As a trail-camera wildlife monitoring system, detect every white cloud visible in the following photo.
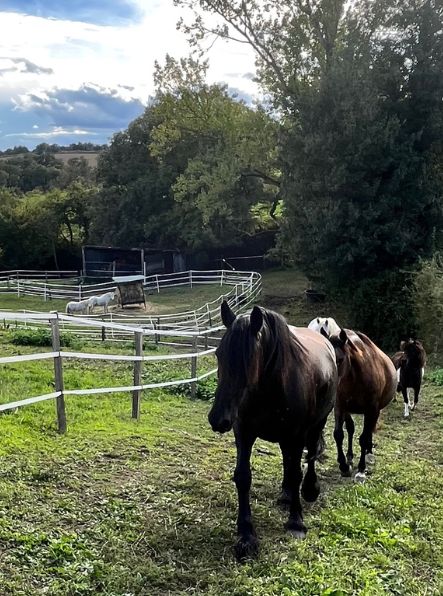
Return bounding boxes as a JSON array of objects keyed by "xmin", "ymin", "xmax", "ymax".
[
  {"xmin": 0, "ymin": 5, "xmax": 257, "ymax": 103},
  {"xmin": 0, "ymin": 2, "xmax": 259, "ymax": 148},
  {"xmin": 5, "ymin": 126, "xmax": 96, "ymax": 138}
]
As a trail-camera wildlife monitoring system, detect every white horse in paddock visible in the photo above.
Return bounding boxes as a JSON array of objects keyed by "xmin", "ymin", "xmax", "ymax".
[
  {"xmin": 89, "ymin": 291, "xmax": 115, "ymax": 314},
  {"xmin": 65, "ymin": 298, "xmax": 91, "ymax": 315},
  {"xmin": 308, "ymin": 316, "xmax": 341, "ymax": 338}
]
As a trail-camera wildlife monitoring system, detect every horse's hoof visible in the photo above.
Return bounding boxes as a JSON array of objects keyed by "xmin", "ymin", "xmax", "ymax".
[
  {"xmin": 301, "ymin": 480, "xmax": 320, "ymax": 503},
  {"xmin": 365, "ymin": 453, "xmax": 375, "ymax": 466},
  {"xmin": 277, "ymin": 490, "xmax": 292, "ymax": 507},
  {"xmin": 285, "ymin": 519, "xmax": 307, "ymax": 539},
  {"xmin": 235, "ymin": 535, "xmax": 259, "ymax": 562},
  {"xmin": 354, "ymin": 472, "xmax": 366, "ymax": 484},
  {"xmin": 288, "ymin": 528, "xmax": 307, "ymax": 540},
  {"xmin": 340, "ymin": 465, "xmax": 352, "ymax": 478}
]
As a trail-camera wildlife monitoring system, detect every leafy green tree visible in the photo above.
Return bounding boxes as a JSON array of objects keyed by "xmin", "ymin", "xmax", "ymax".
[
  {"xmin": 175, "ymin": 0, "xmax": 442, "ymax": 278},
  {"xmin": 150, "ymin": 56, "xmax": 279, "ymax": 248}
]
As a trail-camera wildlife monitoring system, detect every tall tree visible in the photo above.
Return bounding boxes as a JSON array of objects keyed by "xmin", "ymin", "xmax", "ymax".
[
  {"xmin": 174, "ymin": 0, "xmax": 443, "ymax": 276},
  {"xmin": 150, "ymin": 56, "xmax": 280, "ymax": 249}
]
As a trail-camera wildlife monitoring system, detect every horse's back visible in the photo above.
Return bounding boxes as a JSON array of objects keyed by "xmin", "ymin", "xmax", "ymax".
[
  {"xmin": 289, "ymin": 326, "xmax": 337, "ymax": 384},
  {"xmin": 345, "ymin": 330, "xmax": 396, "ymax": 409}
]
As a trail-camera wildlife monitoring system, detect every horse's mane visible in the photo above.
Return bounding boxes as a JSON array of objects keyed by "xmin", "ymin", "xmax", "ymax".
[
  {"xmin": 222, "ymin": 307, "xmax": 306, "ymax": 384},
  {"xmin": 354, "ymin": 331, "xmax": 378, "ymax": 351},
  {"xmin": 261, "ymin": 309, "xmax": 307, "ymax": 373},
  {"xmin": 403, "ymin": 340, "xmax": 426, "ymax": 367}
]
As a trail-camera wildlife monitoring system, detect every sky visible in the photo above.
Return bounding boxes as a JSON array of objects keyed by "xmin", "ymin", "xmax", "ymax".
[{"xmin": 0, "ymin": 0, "xmax": 258, "ymax": 150}]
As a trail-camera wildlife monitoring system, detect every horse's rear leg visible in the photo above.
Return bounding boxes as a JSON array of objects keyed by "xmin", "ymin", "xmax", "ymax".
[
  {"xmin": 356, "ymin": 410, "xmax": 379, "ymax": 479},
  {"xmin": 301, "ymin": 416, "xmax": 328, "ymax": 502},
  {"xmin": 334, "ymin": 410, "xmax": 351, "ymax": 477},
  {"xmin": 280, "ymin": 442, "xmax": 306, "ymax": 538},
  {"xmin": 233, "ymin": 431, "xmax": 258, "ymax": 562},
  {"xmin": 344, "ymin": 414, "xmax": 355, "ymax": 465}
]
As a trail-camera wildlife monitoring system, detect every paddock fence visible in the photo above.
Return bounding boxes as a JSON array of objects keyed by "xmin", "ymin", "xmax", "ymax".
[
  {"xmin": 0, "ymin": 270, "xmax": 262, "ymax": 345},
  {"xmin": 0, "ymin": 270, "xmax": 262, "ymax": 432}
]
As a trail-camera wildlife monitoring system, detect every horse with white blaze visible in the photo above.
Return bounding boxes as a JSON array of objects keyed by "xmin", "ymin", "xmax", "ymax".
[{"xmin": 308, "ymin": 317, "xmax": 341, "ymax": 338}]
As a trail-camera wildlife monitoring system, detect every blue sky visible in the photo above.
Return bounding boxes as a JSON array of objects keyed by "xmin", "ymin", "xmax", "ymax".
[{"xmin": 0, "ymin": 1, "xmax": 257, "ymax": 150}]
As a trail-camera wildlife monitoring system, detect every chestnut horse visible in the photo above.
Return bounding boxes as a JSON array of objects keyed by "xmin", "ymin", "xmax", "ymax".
[
  {"xmin": 392, "ymin": 339, "xmax": 426, "ymax": 418},
  {"xmin": 325, "ymin": 329, "xmax": 396, "ymax": 482},
  {"xmin": 208, "ymin": 302, "xmax": 337, "ymax": 561}
]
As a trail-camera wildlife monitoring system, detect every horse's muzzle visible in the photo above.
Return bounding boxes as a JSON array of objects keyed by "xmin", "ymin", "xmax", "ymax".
[{"xmin": 208, "ymin": 411, "xmax": 232, "ymax": 434}]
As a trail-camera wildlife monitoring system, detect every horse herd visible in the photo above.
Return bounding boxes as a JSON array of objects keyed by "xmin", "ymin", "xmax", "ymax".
[
  {"xmin": 65, "ymin": 291, "xmax": 115, "ymax": 315},
  {"xmin": 208, "ymin": 302, "xmax": 426, "ymax": 561}
]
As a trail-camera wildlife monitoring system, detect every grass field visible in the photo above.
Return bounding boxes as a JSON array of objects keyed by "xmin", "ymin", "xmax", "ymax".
[
  {"xmin": 0, "ymin": 282, "xmax": 235, "ymax": 316},
  {"xmin": 0, "ymin": 271, "xmax": 442, "ymax": 595}
]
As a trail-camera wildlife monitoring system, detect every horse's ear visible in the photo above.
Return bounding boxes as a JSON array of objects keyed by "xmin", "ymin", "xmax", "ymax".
[
  {"xmin": 324, "ymin": 319, "xmax": 329, "ymax": 327},
  {"xmin": 316, "ymin": 317, "xmax": 320, "ymax": 324},
  {"xmin": 250, "ymin": 306, "xmax": 263, "ymax": 336},
  {"xmin": 339, "ymin": 329, "xmax": 348, "ymax": 344},
  {"xmin": 221, "ymin": 300, "xmax": 236, "ymax": 328}
]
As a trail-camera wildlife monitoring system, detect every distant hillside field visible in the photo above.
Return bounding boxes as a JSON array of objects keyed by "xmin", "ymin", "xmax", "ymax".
[
  {"xmin": 0, "ymin": 151, "xmax": 101, "ymax": 168},
  {"xmin": 53, "ymin": 151, "xmax": 100, "ymax": 167}
]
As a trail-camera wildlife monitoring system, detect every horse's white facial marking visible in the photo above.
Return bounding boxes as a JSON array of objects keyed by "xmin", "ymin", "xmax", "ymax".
[
  {"xmin": 396, "ymin": 369, "xmax": 400, "ymax": 383},
  {"xmin": 421, "ymin": 368, "xmax": 424, "ymax": 379},
  {"xmin": 404, "ymin": 402, "xmax": 409, "ymax": 417}
]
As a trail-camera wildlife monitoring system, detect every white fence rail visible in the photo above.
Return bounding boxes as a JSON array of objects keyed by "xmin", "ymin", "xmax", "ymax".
[
  {"xmin": 1, "ymin": 270, "xmax": 262, "ymax": 345},
  {"xmin": 0, "ymin": 311, "xmax": 219, "ymax": 430},
  {"xmin": 0, "ymin": 270, "xmax": 262, "ymax": 431}
]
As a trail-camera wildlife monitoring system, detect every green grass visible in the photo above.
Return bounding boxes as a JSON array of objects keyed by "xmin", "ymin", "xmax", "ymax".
[
  {"xmin": 261, "ymin": 268, "xmax": 349, "ymax": 328},
  {"xmin": 0, "ymin": 332, "xmax": 442, "ymax": 594},
  {"xmin": 0, "ymin": 274, "xmax": 442, "ymax": 594}
]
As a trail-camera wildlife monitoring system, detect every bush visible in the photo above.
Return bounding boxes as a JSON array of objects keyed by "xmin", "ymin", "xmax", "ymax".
[
  {"xmin": 169, "ymin": 377, "xmax": 217, "ymax": 401},
  {"xmin": 413, "ymin": 257, "xmax": 443, "ymax": 357},
  {"xmin": 428, "ymin": 369, "xmax": 443, "ymax": 386},
  {"xmin": 340, "ymin": 270, "xmax": 417, "ymax": 351},
  {"xmin": 9, "ymin": 328, "xmax": 77, "ymax": 348}
]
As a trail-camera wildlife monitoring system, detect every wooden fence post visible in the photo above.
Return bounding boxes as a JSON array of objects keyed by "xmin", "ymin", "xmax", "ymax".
[
  {"xmin": 156, "ymin": 317, "xmax": 161, "ymax": 344},
  {"xmin": 189, "ymin": 270, "xmax": 193, "ymax": 288},
  {"xmin": 190, "ymin": 336, "xmax": 198, "ymax": 398},
  {"xmin": 50, "ymin": 313, "xmax": 67, "ymax": 434},
  {"xmin": 132, "ymin": 330, "xmax": 143, "ymax": 420}
]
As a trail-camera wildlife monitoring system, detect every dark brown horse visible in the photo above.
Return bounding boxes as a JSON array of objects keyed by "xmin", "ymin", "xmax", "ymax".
[
  {"xmin": 208, "ymin": 301, "xmax": 337, "ymax": 561},
  {"xmin": 392, "ymin": 339, "xmax": 426, "ymax": 418},
  {"xmin": 325, "ymin": 329, "xmax": 396, "ymax": 482}
]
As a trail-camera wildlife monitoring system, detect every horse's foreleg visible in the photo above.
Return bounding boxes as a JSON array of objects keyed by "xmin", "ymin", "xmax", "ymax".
[
  {"xmin": 282, "ymin": 442, "xmax": 306, "ymax": 538},
  {"xmin": 278, "ymin": 442, "xmax": 292, "ymax": 505},
  {"xmin": 411, "ymin": 383, "xmax": 421, "ymax": 410},
  {"xmin": 356, "ymin": 410, "xmax": 379, "ymax": 478},
  {"xmin": 402, "ymin": 387, "xmax": 410, "ymax": 417},
  {"xmin": 333, "ymin": 410, "xmax": 351, "ymax": 476},
  {"xmin": 344, "ymin": 414, "xmax": 355, "ymax": 465},
  {"xmin": 301, "ymin": 416, "xmax": 328, "ymax": 503},
  {"xmin": 233, "ymin": 431, "xmax": 257, "ymax": 562}
]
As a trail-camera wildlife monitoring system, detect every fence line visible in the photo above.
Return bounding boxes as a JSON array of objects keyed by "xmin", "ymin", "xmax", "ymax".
[
  {"xmin": 0, "ymin": 270, "xmax": 262, "ymax": 345},
  {"xmin": 0, "ymin": 270, "xmax": 262, "ymax": 432}
]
